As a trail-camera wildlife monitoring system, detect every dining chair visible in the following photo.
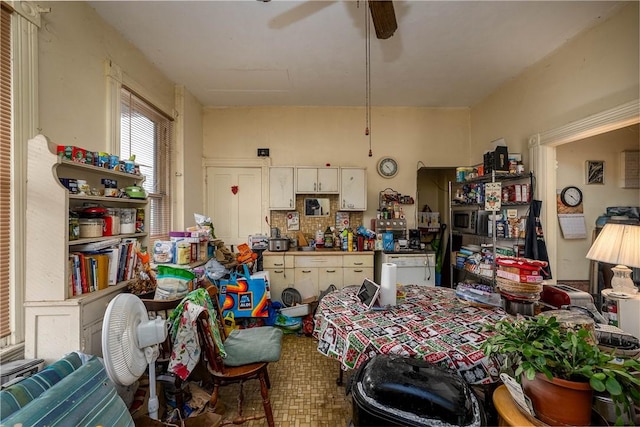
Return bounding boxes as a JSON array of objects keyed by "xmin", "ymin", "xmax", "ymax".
[{"xmin": 195, "ymin": 282, "xmax": 283, "ymax": 427}]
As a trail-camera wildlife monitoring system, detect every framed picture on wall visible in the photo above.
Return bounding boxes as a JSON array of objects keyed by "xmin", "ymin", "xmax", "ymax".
[{"xmin": 586, "ymin": 160, "xmax": 605, "ymax": 185}]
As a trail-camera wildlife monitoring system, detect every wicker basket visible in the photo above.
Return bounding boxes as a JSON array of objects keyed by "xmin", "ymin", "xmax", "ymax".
[{"xmin": 496, "ymin": 277, "xmax": 543, "ymax": 294}]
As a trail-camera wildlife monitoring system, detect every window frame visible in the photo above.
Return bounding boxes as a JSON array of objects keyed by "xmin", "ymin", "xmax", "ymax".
[
  {"xmin": 0, "ymin": 0, "xmax": 40, "ymax": 359},
  {"xmin": 106, "ymin": 61, "xmax": 174, "ymax": 243},
  {"xmin": 119, "ymin": 86, "xmax": 173, "ymax": 241}
]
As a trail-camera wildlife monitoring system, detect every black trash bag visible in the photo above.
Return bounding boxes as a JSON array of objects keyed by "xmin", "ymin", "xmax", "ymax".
[{"xmin": 524, "ymin": 199, "xmax": 552, "ymax": 279}]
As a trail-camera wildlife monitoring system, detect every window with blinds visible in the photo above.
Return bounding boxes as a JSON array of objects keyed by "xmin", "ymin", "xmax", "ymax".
[
  {"xmin": 120, "ymin": 87, "xmax": 173, "ymax": 242},
  {"xmin": 1, "ymin": 4, "xmax": 13, "ymax": 340}
]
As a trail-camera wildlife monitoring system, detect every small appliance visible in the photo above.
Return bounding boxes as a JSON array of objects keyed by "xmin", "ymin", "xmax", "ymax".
[
  {"xmin": 268, "ymin": 238, "xmax": 289, "ymax": 252},
  {"xmin": 451, "ymin": 206, "xmax": 489, "ymax": 235},
  {"xmin": 541, "ymin": 283, "xmax": 594, "ymax": 309},
  {"xmin": 409, "ymin": 229, "xmax": 421, "ymax": 249},
  {"xmin": 102, "ymin": 293, "xmax": 167, "ymax": 420}
]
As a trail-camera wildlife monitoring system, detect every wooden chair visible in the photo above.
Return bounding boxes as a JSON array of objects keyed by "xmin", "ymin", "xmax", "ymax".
[{"xmin": 195, "ymin": 282, "xmax": 282, "ymax": 427}]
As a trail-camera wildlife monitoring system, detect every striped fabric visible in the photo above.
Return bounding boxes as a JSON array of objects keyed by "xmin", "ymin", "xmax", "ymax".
[
  {"xmin": 1, "ymin": 357, "xmax": 134, "ymax": 427},
  {"xmin": 0, "ymin": 352, "xmax": 82, "ymax": 419}
]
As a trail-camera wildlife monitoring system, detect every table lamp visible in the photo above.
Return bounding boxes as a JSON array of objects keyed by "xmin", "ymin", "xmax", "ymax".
[{"xmin": 586, "ymin": 223, "xmax": 640, "ymax": 294}]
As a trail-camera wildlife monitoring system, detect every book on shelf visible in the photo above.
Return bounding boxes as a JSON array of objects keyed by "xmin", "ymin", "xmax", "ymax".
[
  {"xmin": 69, "ymin": 238, "xmax": 142, "ymax": 294},
  {"xmin": 105, "ymin": 247, "xmax": 120, "ymax": 286}
]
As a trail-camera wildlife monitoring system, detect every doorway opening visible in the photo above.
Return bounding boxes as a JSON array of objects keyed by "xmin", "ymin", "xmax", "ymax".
[{"xmin": 416, "ymin": 167, "xmax": 456, "ymax": 287}]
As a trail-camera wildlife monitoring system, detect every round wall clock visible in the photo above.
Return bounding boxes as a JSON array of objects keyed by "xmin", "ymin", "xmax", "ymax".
[
  {"xmin": 560, "ymin": 186, "xmax": 583, "ymax": 207},
  {"xmin": 377, "ymin": 157, "xmax": 398, "ymax": 178}
]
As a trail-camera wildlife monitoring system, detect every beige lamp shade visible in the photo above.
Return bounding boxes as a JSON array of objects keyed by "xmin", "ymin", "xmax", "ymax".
[
  {"xmin": 586, "ymin": 223, "xmax": 640, "ymax": 293},
  {"xmin": 586, "ymin": 223, "xmax": 640, "ymax": 267}
]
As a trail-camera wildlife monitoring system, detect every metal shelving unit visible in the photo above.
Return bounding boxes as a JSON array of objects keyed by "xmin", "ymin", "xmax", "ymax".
[{"xmin": 449, "ymin": 171, "xmax": 534, "ymax": 288}]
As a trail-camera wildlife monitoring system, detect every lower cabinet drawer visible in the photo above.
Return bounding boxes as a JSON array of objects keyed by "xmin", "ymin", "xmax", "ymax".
[
  {"xmin": 343, "ymin": 254, "xmax": 374, "ymax": 268},
  {"xmin": 343, "ymin": 267, "xmax": 374, "ymax": 288},
  {"xmin": 263, "ymin": 255, "xmax": 294, "ymax": 269}
]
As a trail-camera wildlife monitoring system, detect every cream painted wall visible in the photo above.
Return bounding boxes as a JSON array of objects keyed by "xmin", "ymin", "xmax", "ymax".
[
  {"xmin": 203, "ymin": 106, "xmax": 470, "ymax": 229},
  {"xmin": 37, "ymin": 1, "xmax": 203, "ymax": 231},
  {"xmin": 174, "ymin": 86, "xmax": 204, "ymax": 230},
  {"xmin": 556, "ymin": 125, "xmax": 640, "ymax": 280},
  {"xmin": 470, "ymin": 2, "xmax": 639, "ymax": 163},
  {"xmin": 38, "ymin": 2, "xmax": 176, "ymax": 151}
]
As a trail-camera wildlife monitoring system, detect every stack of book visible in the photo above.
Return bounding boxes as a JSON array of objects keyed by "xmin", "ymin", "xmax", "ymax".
[{"xmin": 68, "ymin": 238, "xmax": 141, "ymax": 296}]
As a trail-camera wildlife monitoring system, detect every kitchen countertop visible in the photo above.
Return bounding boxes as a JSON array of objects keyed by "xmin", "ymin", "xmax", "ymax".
[{"xmin": 263, "ymin": 249, "xmax": 374, "ymax": 256}]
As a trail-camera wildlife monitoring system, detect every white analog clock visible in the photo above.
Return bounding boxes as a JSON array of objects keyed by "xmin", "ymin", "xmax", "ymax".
[
  {"xmin": 560, "ymin": 186, "xmax": 583, "ymax": 207},
  {"xmin": 377, "ymin": 157, "xmax": 398, "ymax": 178}
]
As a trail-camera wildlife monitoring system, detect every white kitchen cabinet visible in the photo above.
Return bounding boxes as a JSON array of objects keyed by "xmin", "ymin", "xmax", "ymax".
[
  {"xmin": 263, "ymin": 252, "xmax": 373, "ymax": 301},
  {"xmin": 342, "ymin": 254, "xmax": 374, "ymax": 287},
  {"xmin": 269, "ymin": 166, "xmax": 295, "ymax": 210},
  {"xmin": 24, "ymin": 134, "xmax": 149, "ymax": 362},
  {"xmin": 340, "ymin": 167, "xmax": 367, "ymax": 211},
  {"xmin": 296, "ymin": 167, "xmax": 339, "ymax": 194},
  {"xmin": 294, "ymin": 266, "xmax": 343, "ymax": 295},
  {"xmin": 263, "ymin": 254, "xmax": 295, "ymax": 303},
  {"xmin": 294, "ymin": 255, "xmax": 342, "ymax": 297}
]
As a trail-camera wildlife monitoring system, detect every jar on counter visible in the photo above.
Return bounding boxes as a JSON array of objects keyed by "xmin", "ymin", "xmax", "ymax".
[
  {"xmin": 103, "ymin": 208, "xmax": 120, "ymax": 236},
  {"xmin": 177, "ymin": 242, "xmax": 191, "ymax": 265},
  {"xmin": 79, "ymin": 218, "xmax": 104, "ymax": 238},
  {"xmin": 120, "ymin": 208, "xmax": 136, "ymax": 234}
]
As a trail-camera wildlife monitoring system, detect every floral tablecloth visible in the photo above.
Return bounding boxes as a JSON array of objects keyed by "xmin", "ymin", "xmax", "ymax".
[{"xmin": 312, "ymin": 285, "xmax": 508, "ymax": 384}]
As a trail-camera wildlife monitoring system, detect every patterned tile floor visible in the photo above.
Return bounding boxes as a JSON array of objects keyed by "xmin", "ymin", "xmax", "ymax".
[{"xmin": 212, "ymin": 334, "xmax": 353, "ymax": 427}]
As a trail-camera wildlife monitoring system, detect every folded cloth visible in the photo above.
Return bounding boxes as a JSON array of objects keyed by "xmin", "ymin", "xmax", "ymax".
[{"xmin": 167, "ymin": 288, "xmax": 226, "ymax": 380}]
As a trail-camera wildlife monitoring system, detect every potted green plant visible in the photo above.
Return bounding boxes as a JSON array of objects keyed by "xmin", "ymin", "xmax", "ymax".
[{"xmin": 481, "ymin": 315, "xmax": 640, "ymax": 426}]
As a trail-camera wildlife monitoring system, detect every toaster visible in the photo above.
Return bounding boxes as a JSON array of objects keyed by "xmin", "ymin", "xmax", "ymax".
[{"xmin": 541, "ymin": 283, "xmax": 593, "ymax": 309}]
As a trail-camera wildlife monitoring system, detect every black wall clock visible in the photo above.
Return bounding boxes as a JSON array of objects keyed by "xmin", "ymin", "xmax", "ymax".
[{"xmin": 560, "ymin": 186, "xmax": 583, "ymax": 207}]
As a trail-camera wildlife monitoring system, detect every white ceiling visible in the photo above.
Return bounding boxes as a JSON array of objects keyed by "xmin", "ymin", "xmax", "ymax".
[{"xmin": 88, "ymin": 0, "xmax": 625, "ymax": 108}]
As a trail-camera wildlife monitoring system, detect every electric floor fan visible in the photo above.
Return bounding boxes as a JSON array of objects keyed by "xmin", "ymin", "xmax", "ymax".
[{"xmin": 102, "ymin": 293, "xmax": 168, "ymax": 420}]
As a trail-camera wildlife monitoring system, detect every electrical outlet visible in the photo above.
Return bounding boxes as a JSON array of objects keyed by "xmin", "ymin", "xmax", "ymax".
[{"xmin": 257, "ymin": 148, "xmax": 270, "ymax": 157}]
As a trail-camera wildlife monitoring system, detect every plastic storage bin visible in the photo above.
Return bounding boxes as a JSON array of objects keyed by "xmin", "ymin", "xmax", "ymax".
[
  {"xmin": 78, "ymin": 218, "xmax": 103, "ymax": 238},
  {"xmin": 348, "ymin": 354, "xmax": 485, "ymax": 427}
]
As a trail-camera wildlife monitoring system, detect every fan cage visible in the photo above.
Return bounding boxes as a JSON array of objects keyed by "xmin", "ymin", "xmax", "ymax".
[{"xmin": 102, "ymin": 294, "xmax": 150, "ymax": 386}]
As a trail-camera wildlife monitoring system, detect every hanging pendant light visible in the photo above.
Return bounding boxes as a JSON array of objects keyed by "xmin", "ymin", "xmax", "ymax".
[{"xmin": 364, "ymin": 1, "xmax": 373, "ymax": 157}]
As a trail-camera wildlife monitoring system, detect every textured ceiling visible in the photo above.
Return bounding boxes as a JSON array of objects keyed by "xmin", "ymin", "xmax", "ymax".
[{"xmin": 89, "ymin": 1, "xmax": 625, "ymax": 108}]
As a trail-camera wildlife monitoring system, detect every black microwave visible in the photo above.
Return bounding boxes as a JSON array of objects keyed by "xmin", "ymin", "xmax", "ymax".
[{"xmin": 452, "ymin": 207, "xmax": 489, "ymax": 235}]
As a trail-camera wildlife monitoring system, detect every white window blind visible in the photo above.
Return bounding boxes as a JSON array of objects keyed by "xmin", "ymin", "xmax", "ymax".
[
  {"xmin": 120, "ymin": 87, "xmax": 173, "ymax": 242},
  {"xmin": 1, "ymin": 3, "xmax": 13, "ymax": 339}
]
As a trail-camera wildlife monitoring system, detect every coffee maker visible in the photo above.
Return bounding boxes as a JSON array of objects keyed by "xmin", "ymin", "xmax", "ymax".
[{"xmin": 409, "ymin": 229, "xmax": 421, "ymax": 250}]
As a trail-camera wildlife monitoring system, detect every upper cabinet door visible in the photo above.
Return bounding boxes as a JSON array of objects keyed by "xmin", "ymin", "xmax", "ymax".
[
  {"xmin": 296, "ymin": 167, "xmax": 339, "ymax": 193},
  {"xmin": 269, "ymin": 167, "xmax": 295, "ymax": 210},
  {"xmin": 340, "ymin": 167, "xmax": 367, "ymax": 210},
  {"xmin": 296, "ymin": 167, "xmax": 318, "ymax": 193},
  {"xmin": 317, "ymin": 168, "xmax": 339, "ymax": 193}
]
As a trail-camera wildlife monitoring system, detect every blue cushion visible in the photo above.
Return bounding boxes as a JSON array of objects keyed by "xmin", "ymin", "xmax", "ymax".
[
  {"xmin": 0, "ymin": 352, "xmax": 82, "ymax": 420},
  {"xmin": 223, "ymin": 326, "xmax": 283, "ymax": 367},
  {"xmin": 1, "ymin": 357, "xmax": 134, "ymax": 427}
]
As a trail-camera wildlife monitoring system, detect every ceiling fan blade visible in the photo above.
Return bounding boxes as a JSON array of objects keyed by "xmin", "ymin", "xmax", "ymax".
[{"xmin": 368, "ymin": 0, "xmax": 397, "ymax": 39}]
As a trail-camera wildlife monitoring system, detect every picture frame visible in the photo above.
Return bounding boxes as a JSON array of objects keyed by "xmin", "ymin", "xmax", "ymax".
[{"xmin": 586, "ymin": 160, "xmax": 605, "ymax": 185}]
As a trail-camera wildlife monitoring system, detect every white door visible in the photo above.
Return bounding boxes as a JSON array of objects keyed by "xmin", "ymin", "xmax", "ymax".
[{"xmin": 206, "ymin": 166, "xmax": 263, "ymax": 247}]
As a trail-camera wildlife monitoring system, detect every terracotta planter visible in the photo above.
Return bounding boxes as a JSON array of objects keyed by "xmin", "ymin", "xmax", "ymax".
[{"xmin": 522, "ymin": 372, "xmax": 593, "ymax": 426}]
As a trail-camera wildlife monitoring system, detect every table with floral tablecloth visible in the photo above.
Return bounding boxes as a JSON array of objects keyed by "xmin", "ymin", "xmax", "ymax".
[{"xmin": 312, "ymin": 285, "xmax": 508, "ymax": 385}]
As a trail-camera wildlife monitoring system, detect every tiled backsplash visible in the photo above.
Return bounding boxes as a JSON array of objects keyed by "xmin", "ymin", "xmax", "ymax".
[{"xmin": 269, "ymin": 194, "xmax": 363, "ymax": 246}]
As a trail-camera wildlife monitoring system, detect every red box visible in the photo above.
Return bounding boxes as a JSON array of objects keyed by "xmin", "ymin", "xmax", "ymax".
[
  {"xmin": 496, "ymin": 257, "xmax": 547, "ymax": 283},
  {"xmin": 71, "ymin": 147, "xmax": 86, "ymax": 163}
]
